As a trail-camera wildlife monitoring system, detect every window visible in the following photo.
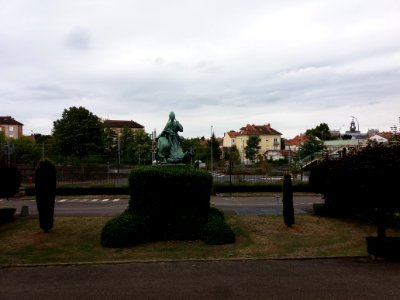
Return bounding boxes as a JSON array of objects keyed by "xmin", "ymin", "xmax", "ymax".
[{"xmin": 9, "ymin": 126, "xmax": 14, "ymax": 132}]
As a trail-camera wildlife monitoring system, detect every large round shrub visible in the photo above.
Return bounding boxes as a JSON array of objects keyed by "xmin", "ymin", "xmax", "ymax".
[
  {"xmin": 200, "ymin": 208, "xmax": 236, "ymax": 245},
  {"xmin": 0, "ymin": 165, "xmax": 22, "ymax": 199},
  {"xmin": 100, "ymin": 210, "xmax": 153, "ymax": 247}
]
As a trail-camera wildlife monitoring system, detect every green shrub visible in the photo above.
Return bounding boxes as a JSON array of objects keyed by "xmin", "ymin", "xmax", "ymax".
[
  {"xmin": 35, "ymin": 158, "xmax": 56, "ymax": 233},
  {"xmin": 309, "ymin": 143, "xmax": 400, "ymax": 238},
  {"xmin": 0, "ymin": 165, "xmax": 22, "ymax": 199},
  {"xmin": 282, "ymin": 174, "xmax": 294, "ymax": 227},
  {"xmin": 128, "ymin": 165, "xmax": 212, "ymax": 240},
  {"xmin": 100, "ymin": 210, "xmax": 153, "ymax": 248},
  {"xmin": 0, "ymin": 208, "xmax": 16, "ymax": 224},
  {"xmin": 200, "ymin": 208, "xmax": 236, "ymax": 245},
  {"xmin": 101, "ymin": 166, "xmax": 237, "ymax": 247}
]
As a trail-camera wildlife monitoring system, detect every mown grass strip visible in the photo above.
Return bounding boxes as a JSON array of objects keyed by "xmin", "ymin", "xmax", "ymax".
[{"xmin": 1, "ymin": 215, "xmax": 397, "ymax": 266}]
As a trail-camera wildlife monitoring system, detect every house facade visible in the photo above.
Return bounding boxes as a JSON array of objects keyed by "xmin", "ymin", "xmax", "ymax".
[
  {"xmin": 0, "ymin": 116, "xmax": 24, "ymax": 139},
  {"xmin": 103, "ymin": 119, "xmax": 144, "ymax": 135},
  {"xmin": 223, "ymin": 123, "xmax": 282, "ymax": 163}
]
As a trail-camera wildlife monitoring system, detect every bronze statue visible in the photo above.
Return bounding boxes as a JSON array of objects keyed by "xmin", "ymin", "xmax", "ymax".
[{"xmin": 157, "ymin": 112, "xmax": 191, "ymax": 164}]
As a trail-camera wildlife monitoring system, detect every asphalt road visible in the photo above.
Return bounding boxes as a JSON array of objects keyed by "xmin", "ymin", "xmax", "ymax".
[
  {"xmin": 1, "ymin": 193, "xmax": 324, "ymax": 217},
  {"xmin": 1, "ymin": 258, "xmax": 400, "ymax": 299}
]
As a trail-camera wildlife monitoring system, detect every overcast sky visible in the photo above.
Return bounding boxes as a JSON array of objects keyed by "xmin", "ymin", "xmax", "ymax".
[{"xmin": 1, "ymin": 0, "xmax": 400, "ymax": 139}]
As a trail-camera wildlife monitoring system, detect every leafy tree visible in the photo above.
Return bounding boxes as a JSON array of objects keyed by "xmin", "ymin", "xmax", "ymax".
[
  {"xmin": 126, "ymin": 130, "xmax": 152, "ymax": 164},
  {"xmin": 208, "ymin": 133, "xmax": 222, "ymax": 163},
  {"xmin": 52, "ymin": 106, "xmax": 105, "ymax": 162},
  {"xmin": 181, "ymin": 137, "xmax": 208, "ymax": 163},
  {"xmin": 0, "ymin": 131, "xmax": 5, "ymax": 144},
  {"xmin": 341, "ymin": 134, "xmax": 353, "ymax": 140},
  {"xmin": 257, "ymin": 153, "xmax": 270, "ymax": 175},
  {"xmin": 104, "ymin": 126, "xmax": 118, "ymax": 161},
  {"xmin": 306, "ymin": 123, "xmax": 332, "ymax": 140},
  {"xmin": 120, "ymin": 127, "xmax": 135, "ymax": 161},
  {"xmin": 245, "ymin": 135, "xmax": 261, "ymax": 163},
  {"xmin": 223, "ymin": 145, "xmax": 241, "ymax": 165},
  {"xmin": 299, "ymin": 135, "xmax": 324, "ymax": 159},
  {"xmin": 33, "ymin": 134, "xmax": 57, "ymax": 161},
  {"xmin": 13, "ymin": 136, "xmax": 41, "ymax": 166}
]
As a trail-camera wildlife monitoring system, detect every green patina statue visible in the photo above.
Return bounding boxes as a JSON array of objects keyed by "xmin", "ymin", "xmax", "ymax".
[{"xmin": 157, "ymin": 111, "xmax": 192, "ymax": 164}]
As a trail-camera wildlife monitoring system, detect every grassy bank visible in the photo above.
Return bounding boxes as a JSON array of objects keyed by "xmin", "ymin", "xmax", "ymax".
[{"xmin": 1, "ymin": 215, "xmax": 397, "ymax": 266}]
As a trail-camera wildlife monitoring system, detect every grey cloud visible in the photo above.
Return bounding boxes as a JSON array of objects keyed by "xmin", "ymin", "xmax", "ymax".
[{"xmin": 65, "ymin": 27, "xmax": 91, "ymax": 51}]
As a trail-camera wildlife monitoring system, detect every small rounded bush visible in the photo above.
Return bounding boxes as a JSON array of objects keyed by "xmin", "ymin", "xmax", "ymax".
[
  {"xmin": 200, "ymin": 208, "xmax": 236, "ymax": 245},
  {"xmin": 0, "ymin": 165, "xmax": 22, "ymax": 199},
  {"xmin": 100, "ymin": 210, "xmax": 152, "ymax": 248},
  {"xmin": 0, "ymin": 208, "xmax": 16, "ymax": 224}
]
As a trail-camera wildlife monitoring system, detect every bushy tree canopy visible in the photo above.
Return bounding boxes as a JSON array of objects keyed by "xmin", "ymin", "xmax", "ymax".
[
  {"xmin": 306, "ymin": 123, "xmax": 332, "ymax": 140},
  {"xmin": 309, "ymin": 143, "xmax": 400, "ymax": 237},
  {"xmin": 52, "ymin": 106, "xmax": 105, "ymax": 161},
  {"xmin": 245, "ymin": 135, "xmax": 261, "ymax": 163}
]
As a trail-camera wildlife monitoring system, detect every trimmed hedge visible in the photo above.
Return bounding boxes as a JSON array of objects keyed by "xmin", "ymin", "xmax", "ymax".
[
  {"xmin": 101, "ymin": 165, "xmax": 236, "ymax": 247},
  {"xmin": 128, "ymin": 165, "xmax": 213, "ymax": 240},
  {"xmin": 0, "ymin": 208, "xmax": 16, "ymax": 224},
  {"xmin": 35, "ymin": 158, "xmax": 56, "ymax": 233},
  {"xmin": 0, "ymin": 165, "xmax": 22, "ymax": 199}
]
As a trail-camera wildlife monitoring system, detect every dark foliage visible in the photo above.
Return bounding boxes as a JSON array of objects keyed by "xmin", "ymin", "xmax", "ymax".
[
  {"xmin": 200, "ymin": 207, "xmax": 236, "ymax": 245},
  {"xmin": 100, "ymin": 210, "xmax": 152, "ymax": 247},
  {"xmin": 0, "ymin": 208, "xmax": 16, "ymax": 224},
  {"xmin": 309, "ymin": 143, "xmax": 400, "ymax": 237},
  {"xmin": 101, "ymin": 165, "xmax": 236, "ymax": 247},
  {"xmin": 35, "ymin": 158, "xmax": 56, "ymax": 232},
  {"xmin": 0, "ymin": 165, "xmax": 22, "ymax": 199},
  {"xmin": 282, "ymin": 174, "xmax": 295, "ymax": 227},
  {"xmin": 128, "ymin": 165, "xmax": 213, "ymax": 240}
]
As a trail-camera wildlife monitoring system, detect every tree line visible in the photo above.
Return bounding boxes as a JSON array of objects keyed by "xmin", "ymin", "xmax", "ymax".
[{"xmin": 0, "ymin": 106, "xmax": 224, "ymax": 168}]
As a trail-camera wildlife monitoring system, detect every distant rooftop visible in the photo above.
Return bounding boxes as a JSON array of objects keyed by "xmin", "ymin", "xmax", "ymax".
[
  {"xmin": 0, "ymin": 116, "xmax": 23, "ymax": 126},
  {"xmin": 103, "ymin": 119, "xmax": 144, "ymax": 129}
]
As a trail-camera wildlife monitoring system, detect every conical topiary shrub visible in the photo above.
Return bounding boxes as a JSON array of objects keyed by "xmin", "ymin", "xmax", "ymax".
[
  {"xmin": 282, "ymin": 173, "xmax": 295, "ymax": 227},
  {"xmin": 35, "ymin": 158, "xmax": 56, "ymax": 233}
]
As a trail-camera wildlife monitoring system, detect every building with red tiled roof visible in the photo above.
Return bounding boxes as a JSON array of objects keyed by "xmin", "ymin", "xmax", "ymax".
[
  {"xmin": 0, "ymin": 116, "xmax": 24, "ymax": 139},
  {"xmin": 223, "ymin": 123, "xmax": 283, "ymax": 163},
  {"xmin": 285, "ymin": 134, "xmax": 308, "ymax": 151}
]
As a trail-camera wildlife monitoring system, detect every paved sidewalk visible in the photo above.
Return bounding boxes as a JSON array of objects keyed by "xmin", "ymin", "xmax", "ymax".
[{"xmin": 1, "ymin": 258, "xmax": 400, "ymax": 299}]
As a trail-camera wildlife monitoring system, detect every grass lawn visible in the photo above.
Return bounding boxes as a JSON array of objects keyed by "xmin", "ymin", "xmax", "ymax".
[{"xmin": 1, "ymin": 214, "xmax": 398, "ymax": 266}]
